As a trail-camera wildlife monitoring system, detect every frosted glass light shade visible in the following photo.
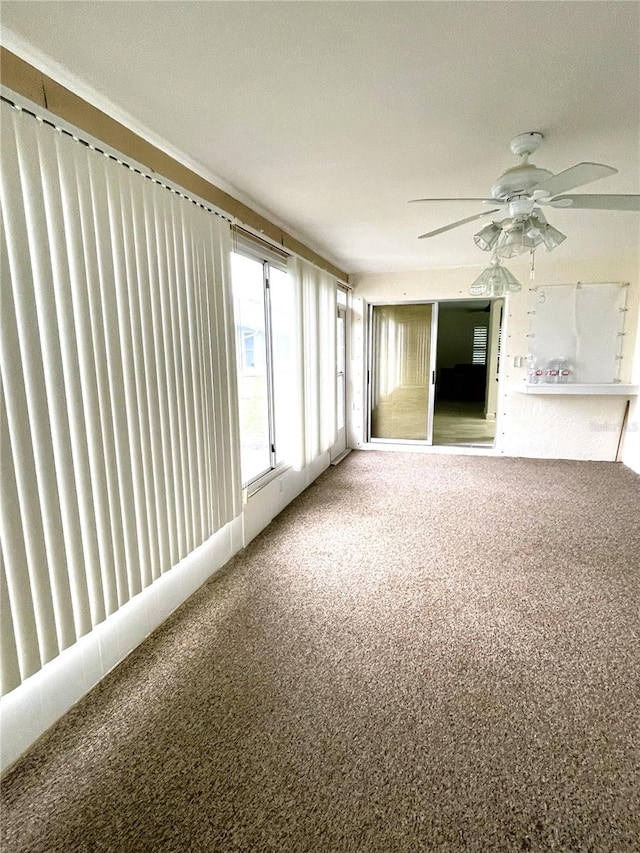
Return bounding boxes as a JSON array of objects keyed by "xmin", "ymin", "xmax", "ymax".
[
  {"xmin": 469, "ymin": 258, "xmax": 523, "ymax": 297},
  {"xmin": 496, "ymin": 220, "xmax": 539, "ymax": 258},
  {"xmin": 473, "ymin": 222, "xmax": 502, "ymax": 251},
  {"xmin": 502, "ymin": 214, "xmax": 566, "ymax": 255},
  {"xmin": 540, "ymin": 223, "xmax": 566, "ymax": 251}
]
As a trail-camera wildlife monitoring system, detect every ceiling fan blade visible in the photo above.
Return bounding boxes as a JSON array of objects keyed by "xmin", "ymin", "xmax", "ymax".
[
  {"xmin": 536, "ymin": 197, "xmax": 574, "ymax": 208},
  {"xmin": 418, "ymin": 209, "xmax": 501, "ymax": 239},
  {"xmin": 533, "ymin": 162, "xmax": 618, "ymax": 197},
  {"xmin": 408, "ymin": 197, "xmax": 499, "ymax": 204},
  {"xmin": 550, "ymin": 194, "xmax": 640, "ymax": 211}
]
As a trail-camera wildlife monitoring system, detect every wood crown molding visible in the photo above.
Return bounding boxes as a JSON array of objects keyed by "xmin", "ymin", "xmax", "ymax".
[{"xmin": 0, "ymin": 46, "xmax": 349, "ymax": 282}]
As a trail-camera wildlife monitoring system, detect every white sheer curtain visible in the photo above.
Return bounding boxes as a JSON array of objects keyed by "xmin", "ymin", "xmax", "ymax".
[
  {"xmin": 0, "ymin": 101, "xmax": 241, "ymax": 695},
  {"xmin": 288, "ymin": 257, "xmax": 337, "ymax": 467}
]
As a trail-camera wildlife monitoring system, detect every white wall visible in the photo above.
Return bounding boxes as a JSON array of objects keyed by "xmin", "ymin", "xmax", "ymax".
[
  {"xmin": 349, "ymin": 254, "xmax": 639, "ymax": 463},
  {"xmin": 0, "ymin": 453, "xmax": 329, "ymax": 773}
]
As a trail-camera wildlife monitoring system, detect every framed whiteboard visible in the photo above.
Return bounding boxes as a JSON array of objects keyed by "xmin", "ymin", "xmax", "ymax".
[{"xmin": 527, "ymin": 283, "xmax": 628, "ymax": 384}]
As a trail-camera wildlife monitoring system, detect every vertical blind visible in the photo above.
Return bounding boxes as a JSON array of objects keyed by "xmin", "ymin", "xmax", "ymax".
[
  {"xmin": 289, "ymin": 257, "xmax": 337, "ymax": 467},
  {"xmin": 0, "ymin": 100, "xmax": 241, "ymax": 695}
]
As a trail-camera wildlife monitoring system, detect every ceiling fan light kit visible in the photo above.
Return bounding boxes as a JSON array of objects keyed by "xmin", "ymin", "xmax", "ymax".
[{"xmin": 473, "ymin": 214, "xmax": 568, "ymax": 261}]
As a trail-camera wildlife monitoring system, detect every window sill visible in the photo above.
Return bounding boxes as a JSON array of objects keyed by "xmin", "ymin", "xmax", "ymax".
[{"xmin": 242, "ymin": 463, "xmax": 290, "ymax": 501}]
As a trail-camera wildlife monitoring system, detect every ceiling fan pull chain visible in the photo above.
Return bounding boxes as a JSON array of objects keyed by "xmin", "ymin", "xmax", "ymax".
[{"xmin": 530, "ymin": 250, "xmax": 536, "ymax": 283}]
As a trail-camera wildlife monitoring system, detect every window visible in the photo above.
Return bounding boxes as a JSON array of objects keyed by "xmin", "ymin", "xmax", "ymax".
[
  {"xmin": 240, "ymin": 329, "xmax": 257, "ymax": 370},
  {"xmin": 231, "ymin": 246, "xmax": 296, "ymax": 487},
  {"xmin": 472, "ymin": 325, "xmax": 489, "ymax": 365}
]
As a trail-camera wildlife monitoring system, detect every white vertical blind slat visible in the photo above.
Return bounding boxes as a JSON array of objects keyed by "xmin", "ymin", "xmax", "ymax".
[
  {"xmin": 85, "ymin": 153, "xmax": 131, "ymax": 608},
  {"xmin": 192, "ymin": 221, "xmax": 212, "ymax": 530},
  {"xmin": 144, "ymin": 180, "xmax": 178, "ymax": 568},
  {"xmin": 287, "ymin": 256, "xmax": 306, "ymax": 471},
  {"xmin": 116, "ymin": 166, "xmax": 154, "ymax": 590},
  {"xmin": 210, "ymin": 223, "xmax": 241, "ymax": 524},
  {"xmin": 92, "ymin": 155, "xmax": 138, "ymax": 603},
  {"xmin": 175, "ymin": 201, "xmax": 200, "ymax": 552},
  {"xmin": 197, "ymin": 215, "xmax": 218, "ymax": 534},
  {"xmin": 130, "ymin": 176, "xmax": 165, "ymax": 582},
  {"xmin": 0, "ymin": 542, "xmax": 22, "ymax": 695},
  {"xmin": 318, "ymin": 269, "xmax": 337, "ymax": 453},
  {"xmin": 67, "ymin": 132, "xmax": 119, "ymax": 616},
  {"xmin": 0, "ymin": 343, "xmax": 49, "ymax": 680},
  {"xmin": 104, "ymin": 160, "xmax": 147, "ymax": 598},
  {"xmin": 176, "ymin": 205, "xmax": 200, "ymax": 550},
  {"xmin": 223, "ymin": 223, "xmax": 243, "ymax": 523},
  {"xmin": 109, "ymin": 166, "xmax": 149, "ymax": 593},
  {"xmin": 200, "ymin": 224, "xmax": 221, "ymax": 526},
  {"xmin": 199, "ymin": 220, "xmax": 219, "ymax": 527},
  {"xmin": 160, "ymin": 191, "xmax": 188, "ymax": 559},
  {"xmin": 188, "ymin": 221, "xmax": 210, "ymax": 541},
  {"xmin": 305, "ymin": 269, "xmax": 320, "ymax": 462}
]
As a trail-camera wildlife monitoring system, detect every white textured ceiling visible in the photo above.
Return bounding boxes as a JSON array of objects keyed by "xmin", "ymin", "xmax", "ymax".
[{"xmin": 1, "ymin": 1, "xmax": 639, "ymax": 273}]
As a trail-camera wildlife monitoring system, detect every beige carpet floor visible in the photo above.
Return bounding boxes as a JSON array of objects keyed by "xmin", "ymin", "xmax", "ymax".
[{"xmin": 1, "ymin": 452, "xmax": 639, "ymax": 852}]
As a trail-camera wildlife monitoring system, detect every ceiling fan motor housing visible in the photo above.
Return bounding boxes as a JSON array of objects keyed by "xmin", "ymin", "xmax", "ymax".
[{"xmin": 491, "ymin": 164, "xmax": 554, "ymax": 202}]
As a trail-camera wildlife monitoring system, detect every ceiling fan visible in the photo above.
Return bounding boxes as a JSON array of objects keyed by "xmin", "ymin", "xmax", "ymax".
[{"xmin": 410, "ymin": 132, "xmax": 640, "ymax": 254}]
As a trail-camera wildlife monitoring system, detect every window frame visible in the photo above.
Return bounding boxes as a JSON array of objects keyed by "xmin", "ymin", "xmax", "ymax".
[{"xmin": 231, "ymin": 241, "xmax": 290, "ymax": 494}]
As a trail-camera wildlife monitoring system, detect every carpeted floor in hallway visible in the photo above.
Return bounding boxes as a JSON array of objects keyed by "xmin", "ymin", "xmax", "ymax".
[{"xmin": 1, "ymin": 451, "xmax": 639, "ymax": 852}]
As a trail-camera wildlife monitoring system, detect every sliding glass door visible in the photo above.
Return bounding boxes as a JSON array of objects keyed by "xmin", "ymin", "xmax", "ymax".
[{"xmin": 369, "ymin": 303, "xmax": 437, "ymax": 443}]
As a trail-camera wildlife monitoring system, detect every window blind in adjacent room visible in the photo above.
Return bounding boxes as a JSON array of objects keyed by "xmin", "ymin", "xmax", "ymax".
[
  {"xmin": 472, "ymin": 326, "xmax": 489, "ymax": 365},
  {"xmin": 0, "ymin": 99, "xmax": 241, "ymax": 695}
]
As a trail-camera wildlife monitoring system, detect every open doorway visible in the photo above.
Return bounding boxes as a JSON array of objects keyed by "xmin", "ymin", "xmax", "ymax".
[{"xmin": 433, "ymin": 299, "xmax": 502, "ymax": 446}]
